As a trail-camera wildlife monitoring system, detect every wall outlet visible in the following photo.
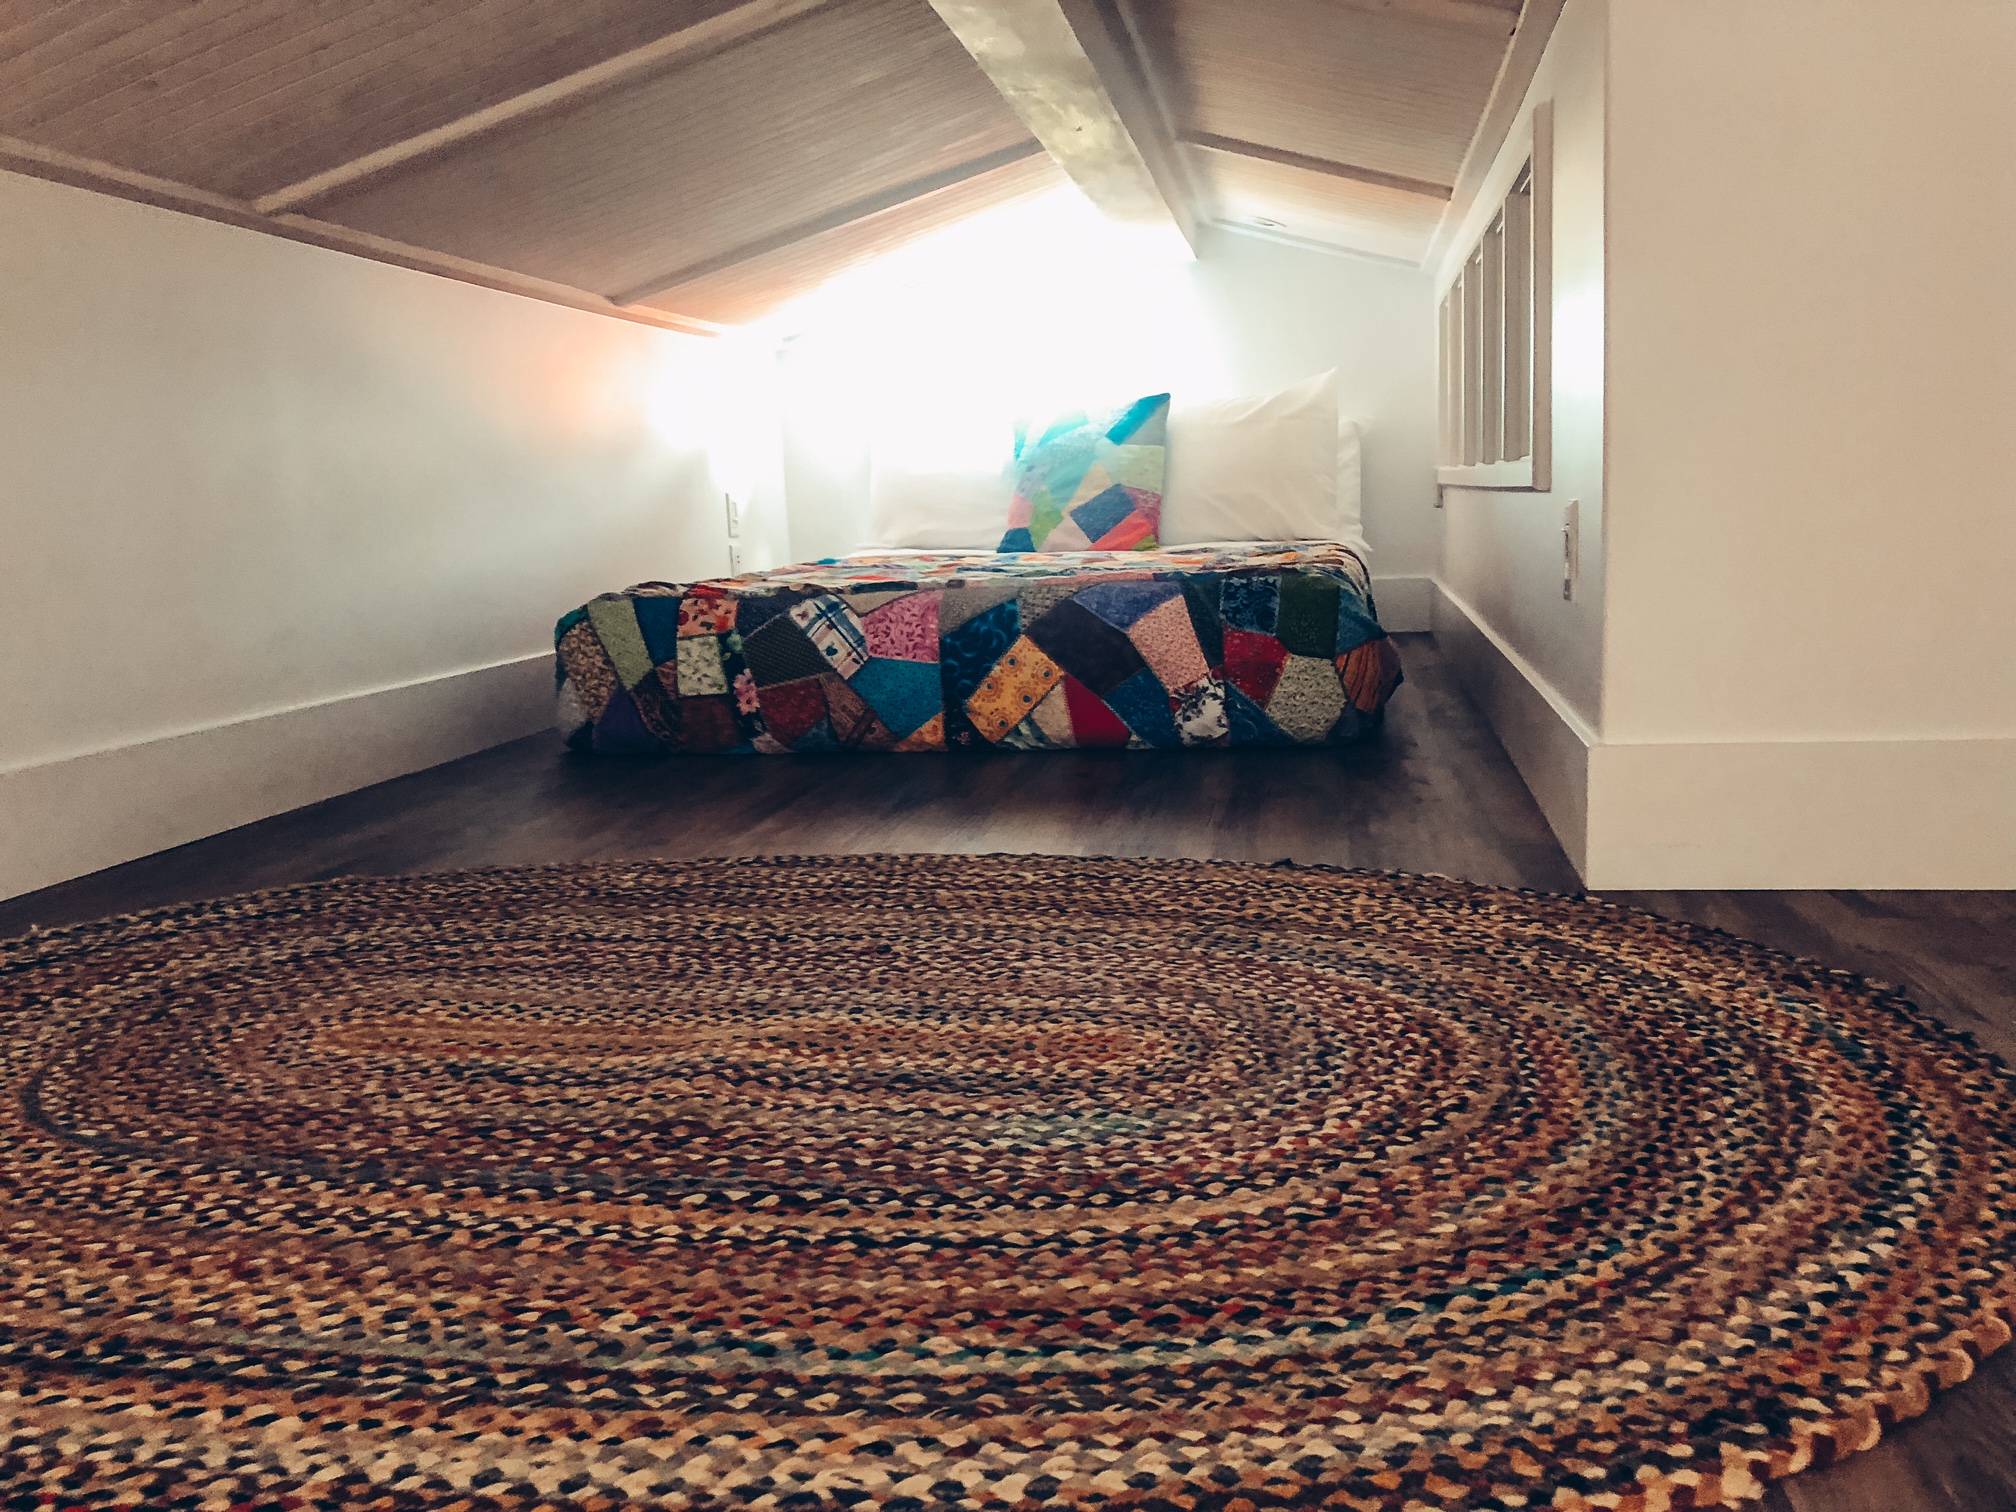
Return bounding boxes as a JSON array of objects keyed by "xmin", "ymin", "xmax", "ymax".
[
  {"xmin": 727, "ymin": 541, "xmax": 744, "ymax": 575},
  {"xmin": 1562, "ymin": 498, "xmax": 1580, "ymax": 600}
]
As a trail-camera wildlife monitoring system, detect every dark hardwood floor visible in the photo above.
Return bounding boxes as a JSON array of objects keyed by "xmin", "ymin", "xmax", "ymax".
[{"xmin": 2, "ymin": 632, "xmax": 2010, "ymax": 1512}]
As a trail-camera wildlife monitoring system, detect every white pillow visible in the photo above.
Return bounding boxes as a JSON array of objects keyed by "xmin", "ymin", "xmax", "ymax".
[
  {"xmin": 1336, "ymin": 412, "xmax": 1364, "ymax": 546},
  {"xmin": 1159, "ymin": 371, "xmax": 1362, "ymax": 546},
  {"xmin": 864, "ymin": 454, "xmax": 1014, "ymax": 549}
]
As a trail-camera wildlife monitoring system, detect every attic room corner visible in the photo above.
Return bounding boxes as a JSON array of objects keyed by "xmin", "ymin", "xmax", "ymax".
[{"xmin": 0, "ymin": 170, "xmax": 786, "ymax": 900}]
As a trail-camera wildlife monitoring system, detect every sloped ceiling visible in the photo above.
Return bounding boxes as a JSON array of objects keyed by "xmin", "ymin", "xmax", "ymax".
[
  {"xmin": 1154, "ymin": 0, "xmax": 1521, "ymax": 261},
  {"xmin": 0, "ymin": 0, "xmax": 1527, "ymax": 329}
]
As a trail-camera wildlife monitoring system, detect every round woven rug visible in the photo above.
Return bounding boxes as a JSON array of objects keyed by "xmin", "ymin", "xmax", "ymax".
[{"xmin": 0, "ymin": 855, "xmax": 2011, "ymax": 1512}]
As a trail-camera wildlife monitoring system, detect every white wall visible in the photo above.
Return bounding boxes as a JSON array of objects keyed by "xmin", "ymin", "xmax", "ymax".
[
  {"xmin": 1433, "ymin": 0, "xmax": 2016, "ymax": 888},
  {"xmin": 1590, "ymin": 0, "xmax": 2016, "ymax": 885},
  {"xmin": 1185, "ymin": 230, "xmax": 1441, "ymax": 583},
  {"xmin": 0, "ymin": 170, "xmax": 774, "ymax": 900},
  {"xmin": 1605, "ymin": 0, "xmax": 2016, "ymax": 745},
  {"xmin": 776, "ymin": 212, "xmax": 1441, "ymax": 619},
  {"xmin": 1430, "ymin": 0, "xmax": 1607, "ymax": 871}
]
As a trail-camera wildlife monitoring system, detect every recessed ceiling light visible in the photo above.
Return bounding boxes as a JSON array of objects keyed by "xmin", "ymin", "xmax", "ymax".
[{"xmin": 1251, "ymin": 216, "xmax": 1284, "ymax": 229}]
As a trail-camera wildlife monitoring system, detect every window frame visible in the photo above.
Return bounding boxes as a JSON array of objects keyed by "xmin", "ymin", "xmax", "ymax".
[{"xmin": 1437, "ymin": 100, "xmax": 1553, "ymax": 492}]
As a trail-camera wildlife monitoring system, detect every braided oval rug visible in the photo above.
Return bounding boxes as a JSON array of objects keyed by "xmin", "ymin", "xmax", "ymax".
[{"xmin": 0, "ymin": 855, "xmax": 2012, "ymax": 1512}]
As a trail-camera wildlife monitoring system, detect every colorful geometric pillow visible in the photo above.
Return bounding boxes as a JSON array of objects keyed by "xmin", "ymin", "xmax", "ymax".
[{"xmin": 999, "ymin": 392, "xmax": 1170, "ymax": 553}]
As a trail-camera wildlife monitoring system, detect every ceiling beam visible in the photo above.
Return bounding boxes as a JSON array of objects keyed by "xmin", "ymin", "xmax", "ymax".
[
  {"xmin": 251, "ymin": 0, "xmax": 837, "ymax": 216},
  {"xmin": 1100, "ymin": 0, "xmax": 1218, "ymax": 227},
  {"xmin": 0, "ymin": 135, "xmax": 723, "ymax": 337},
  {"xmin": 925, "ymin": 0, "xmax": 1200, "ymax": 252},
  {"xmin": 1328, "ymin": 0, "xmax": 1524, "ymax": 29},
  {"xmin": 1179, "ymin": 131, "xmax": 1452, "ymax": 202},
  {"xmin": 610, "ymin": 140, "xmax": 1046, "ymax": 307}
]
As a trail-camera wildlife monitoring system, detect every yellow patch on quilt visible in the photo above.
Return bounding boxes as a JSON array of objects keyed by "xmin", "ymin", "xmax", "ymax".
[
  {"xmin": 557, "ymin": 622, "xmax": 618, "ymax": 722},
  {"xmin": 1338, "ymin": 638, "xmax": 1402, "ymax": 712},
  {"xmin": 893, "ymin": 713, "xmax": 946, "ymax": 752},
  {"xmin": 964, "ymin": 636, "xmax": 1065, "ymax": 742}
]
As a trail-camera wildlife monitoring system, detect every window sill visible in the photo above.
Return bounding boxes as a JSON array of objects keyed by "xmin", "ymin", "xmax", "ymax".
[{"xmin": 1437, "ymin": 460, "xmax": 1540, "ymax": 490}]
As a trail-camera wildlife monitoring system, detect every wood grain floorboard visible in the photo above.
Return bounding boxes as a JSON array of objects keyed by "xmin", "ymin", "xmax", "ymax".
[{"xmin": 1, "ymin": 632, "xmax": 2010, "ymax": 1510}]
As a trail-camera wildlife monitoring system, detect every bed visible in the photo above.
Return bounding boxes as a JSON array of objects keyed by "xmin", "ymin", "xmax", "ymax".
[{"xmin": 554, "ymin": 541, "xmax": 1402, "ymax": 755}]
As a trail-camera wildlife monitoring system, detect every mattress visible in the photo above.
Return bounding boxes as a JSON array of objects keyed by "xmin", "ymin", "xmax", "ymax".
[{"xmin": 554, "ymin": 543, "xmax": 1402, "ymax": 755}]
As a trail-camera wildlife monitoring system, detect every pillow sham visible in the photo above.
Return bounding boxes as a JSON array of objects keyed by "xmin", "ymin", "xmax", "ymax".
[
  {"xmin": 999, "ymin": 392, "xmax": 1170, "ymax": 553},
  {"xmin": 866, "ymin": 453, "xmax": 1014, "ymax": 550},
  {"xmin": 1159, "ymin": 369, "xmax": 1363, "ymax": 546},
  {"xmin": 1335, "ymin": 413, "xmax": 1364, "ymax": 545}
]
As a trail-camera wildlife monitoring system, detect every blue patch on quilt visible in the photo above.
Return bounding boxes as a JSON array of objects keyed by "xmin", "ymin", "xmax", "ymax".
[
  {"xmin": 592, "ymin": 688, "xmax": 661, "ymax": 755},
  {"xmin": 1103, "ymin": 670, "xmax": 1180, "ymax": 748},
  {"xmin": 1068, "ymin": 485, "xmax": 1137, "ymax": 544},
  {"xmin": 792, "ymin": 717, "xmax": 840, "ymax": 753},
  {"xmin": 1222, "ymin": 682, "xmax": 1295, "ymax": 746},
  {"xmin": 940, "ymin": 599, "xmax": 1021, "ymax": 711},
  {"xmin": 1336, "ymin": 587, "xmax": 1384, "ymax": 653},
  {"xmin": 849, "ymin": 658, "xmax": 942, "ymax": 739},
  {"xmin": 1221, "ymin": 575, "xmax": 1280, "ymax": 635},
  {"xmin": 1073, "ymin": 579, "xmax": 1181, "ymax": 630},
  {"xmin": 1180, "ymin": 575, "xmax": 1224, "ymax": 667},
  {"xmin": 631, "ymin": 596, "xmax": 683, "ymax": 666},
  {"xmin": 998, "ymin": 528, "xmax": 1035, "ymax": 554},
  {"xmin": 1105, "ymin": 391, "xmax": 1171, "ymax": 444}
]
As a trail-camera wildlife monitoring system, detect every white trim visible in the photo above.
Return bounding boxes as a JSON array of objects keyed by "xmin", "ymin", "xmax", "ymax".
[
  {"xmin": 0, "ymin": 653, "xmax": 551, "ymax": 778},
  {"xmin": 0, "ymin": 655, "xmax": 553, "ymax": 901},
  {"xmin": 1206, "ymin": 220, "xmax": 1423, "ymax": 270},
  {"xmin": 1422, "ymin": 0, "xmax": 1567, "ymax": 274},
  {"xmin": 1436, "ymin": 460, "xmax": 1534, "ymax": 490},
  {"xmin": 1431, "ymin": 582, "xmax": 2016, "ymax": 889},
  {"xmin": 0, "ymin": 154, "xmax": 720, "ymax": 337},
  {"xmin": 1431, "ymin": 580, "xmax": 1594, "ymax": 875},
  {"xmin": 1586, "ymin": 737, "xmax": 2016, "ymax": 891}
]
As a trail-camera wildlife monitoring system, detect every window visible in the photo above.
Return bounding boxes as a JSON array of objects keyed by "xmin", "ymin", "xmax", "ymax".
[{"xmin": 1439, "ymin": 100, "xmax": 1551, "ymax": 491}]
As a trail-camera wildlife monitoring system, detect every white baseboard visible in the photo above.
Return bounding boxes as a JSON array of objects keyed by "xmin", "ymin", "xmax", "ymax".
[
  {"xmin": 1370, "ymin": 575, "xmax": 1432, "ymax": 633},
  {"xmin": 1430, "ymin": 582, "xmax": 1594, "ymax": 875},
  {"xmin": 1587, "ymin": 736, "xmax": 2016, "ymax": 890},
  {"xmin": 1430, "ymin": 581, "xmax": 2016, "ymax": 889},
  {"xmin": 0, "ymin": 655, "xmax": 553, "ymax": 902}
]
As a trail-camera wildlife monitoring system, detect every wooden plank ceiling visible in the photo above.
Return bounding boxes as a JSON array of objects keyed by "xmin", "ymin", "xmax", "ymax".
[
  {"xmin": 1148, "ymin": 0, "xmax": 1523, "ymax": 262},
  {"xmin": 0, "ymin": 0, "xmax": 1525, "ymax": 329}
]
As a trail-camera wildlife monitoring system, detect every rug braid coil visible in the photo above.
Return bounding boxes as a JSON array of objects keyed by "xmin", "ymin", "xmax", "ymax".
[{"xmin": 0, "ymin": 854, "xmax": 2011, "ymax": 1512}]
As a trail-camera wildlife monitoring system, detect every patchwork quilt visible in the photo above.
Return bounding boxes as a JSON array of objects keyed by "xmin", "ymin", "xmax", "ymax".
[{"xmin": 554, "ymin": 543, "xmax": 1403, "ymax": 755}]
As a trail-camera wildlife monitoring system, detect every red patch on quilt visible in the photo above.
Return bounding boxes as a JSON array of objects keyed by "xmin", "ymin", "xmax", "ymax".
[
  {"xmin": 674, "ymin": 694, "xmax": 742, "ymax": 753},
  {"xmin": 759, "ymin": 677, "xmax": 828, "ymax": 746},
  {"xmin": 1087, "ymin": 504, "xmax": 1158, "ymax": 551},
  {"xmin": 1062, "ymin": 675, "xmax": 1133, "ymax": 748},
  {"xmin": 1222, "ymin": 627, "xmax": 1289, "ymax": 706}
]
